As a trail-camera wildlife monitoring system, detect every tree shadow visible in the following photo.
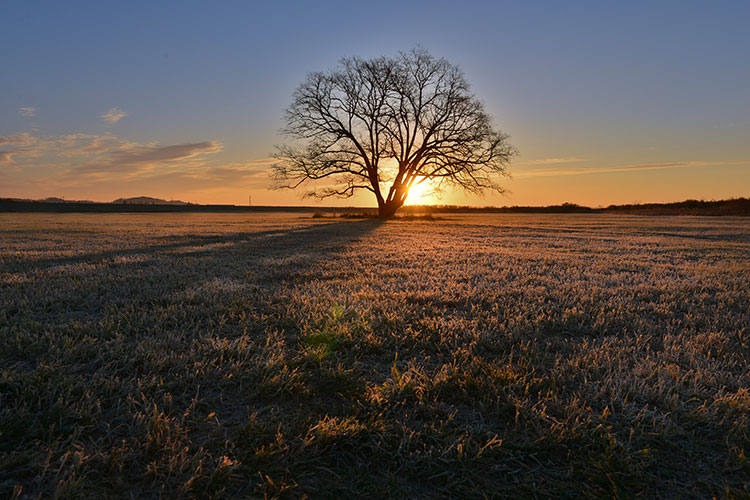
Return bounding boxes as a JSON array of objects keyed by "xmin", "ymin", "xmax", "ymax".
[
  {"xmin": 1, "ymin": 218, "xmax": 386, "ymax": 325},
  {"xmin": 5, "ymin": 218, "xmax": 385, "ymax": 274}
]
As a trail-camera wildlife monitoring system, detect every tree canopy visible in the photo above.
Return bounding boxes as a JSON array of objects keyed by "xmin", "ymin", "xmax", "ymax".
[{"xmin": 273, "ymin": 48, "xmax": 516, "ymax": 217}]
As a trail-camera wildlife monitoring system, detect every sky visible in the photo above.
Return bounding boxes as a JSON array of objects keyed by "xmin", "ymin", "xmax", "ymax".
[{"xmin": 2, "ymin": 0, "xmax": 749, "ymax": 207}]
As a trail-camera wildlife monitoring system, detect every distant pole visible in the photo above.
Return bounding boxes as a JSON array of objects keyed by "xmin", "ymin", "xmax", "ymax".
[{"xmin": 249, "ymin": 195, "xmax": 252, "ymax": 206}]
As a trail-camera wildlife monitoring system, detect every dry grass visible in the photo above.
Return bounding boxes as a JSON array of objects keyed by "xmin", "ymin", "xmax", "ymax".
[{"xmin": 1, "ymin": 212, "xmax": 749, "ymax": 499}]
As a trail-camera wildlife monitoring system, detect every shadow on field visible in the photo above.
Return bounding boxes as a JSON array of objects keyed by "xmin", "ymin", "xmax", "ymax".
[
  {"xmin": 11, "ymin": 218, "xmax": 385, "ymax": 275},
  {"xmin": 2, "ymin": 217, "xmax": 386, "ymax": 327}
]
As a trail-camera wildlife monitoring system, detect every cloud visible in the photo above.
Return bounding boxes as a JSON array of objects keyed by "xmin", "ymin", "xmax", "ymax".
[
  {"xmin": 101, "ymin": 107, "xmax": 128, "ymax": 123},
  {"xmin": 0, "ymin": 132, "xmax": 38, "ymax": 147},
  {"xmin": 74, "ymin": 141, "xmax": 223, "ymax": 177},
  {"xmin": 0, "ymin": 129, "xmax": 271, "ymax": 200},
  {"xmin": 0, "ymin": 133, "xmax": 140, "ymax": 165},
  {"xmin": 514, "ymin": 160, "xmax": 750, "ymax": 178},
  {"xmin": 524, "ymin": 157, "xmax": 588, "ymax": 165},
  {"xmin": 243, "ymin": 157, "xmax": 275, "ymax": 166},
  {"xmin": 54, "ymin": 134, "xmax": 139, "ymax": 157},
  {"xmin": 0, "ymin": 133, "xmax": 42, "ymax": 166},
  {"xmin": 106, "ymin": 163, "xmax": 270, "ymax": 191},
  {"xmin": 49, "ymin": 160, "xmax": 271, "ymax": 198},
  {"xmin": 0, "ymin": 151, "xmax": 14, "ymax": 166},
  {"xmin": 0, "ymin": 130, "xmax": 224, "ymax": 183},
  {"xmin": 202, "ymin": 164, "xmax": 271, "ymax": 182},
  {"xmin": 18, "ymin": 107, "xmax": 37, "ymax": 117}
]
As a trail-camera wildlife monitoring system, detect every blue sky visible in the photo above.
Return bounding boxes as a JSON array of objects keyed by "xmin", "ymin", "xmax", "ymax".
[{"xmin": 2, "ymin": 0, "xmax": 749, "ymax": 205}]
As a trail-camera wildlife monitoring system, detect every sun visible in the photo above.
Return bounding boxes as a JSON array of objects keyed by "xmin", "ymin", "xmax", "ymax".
[{"xmin": 404, "ymin": 179, "xmax": 437, "ymax": 205}]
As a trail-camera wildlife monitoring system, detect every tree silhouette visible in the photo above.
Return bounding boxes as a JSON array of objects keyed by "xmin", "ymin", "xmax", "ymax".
[{"xmin": 273, "ymin": 48, "xmax": 516, "ymax": 217}]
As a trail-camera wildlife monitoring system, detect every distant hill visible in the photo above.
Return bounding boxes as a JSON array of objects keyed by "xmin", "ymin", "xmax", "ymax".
[
  {"xmin": 111, "ymin": 196, "xmax": 189, "ymax": 205},
  {"xmin": 0, "ymin": 196, "xmax": 96, "ymax": 204}
]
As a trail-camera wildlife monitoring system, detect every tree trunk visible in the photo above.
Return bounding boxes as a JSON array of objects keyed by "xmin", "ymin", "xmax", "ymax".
[{"xmin": 377, "ymin": 200, "xmax": 403, "ymax": 218}]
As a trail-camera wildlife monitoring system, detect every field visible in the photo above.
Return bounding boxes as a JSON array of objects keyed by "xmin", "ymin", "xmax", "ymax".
[{"xmin": 1, "ymin": 212, "xmax": 749, "ymax": 499}]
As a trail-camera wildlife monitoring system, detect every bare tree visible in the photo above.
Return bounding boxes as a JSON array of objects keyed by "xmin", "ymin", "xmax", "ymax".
[{"xmin": 273, "ymin": 48, "xmax": 516, "ymax": 217}]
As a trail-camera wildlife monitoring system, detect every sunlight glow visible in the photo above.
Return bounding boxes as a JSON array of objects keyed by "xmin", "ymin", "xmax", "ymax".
[{"xmin": 404, "ymin": 179, "xmax": 437, "ymax": 205}]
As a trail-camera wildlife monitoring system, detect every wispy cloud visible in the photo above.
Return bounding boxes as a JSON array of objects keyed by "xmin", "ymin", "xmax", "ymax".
[
  {"xmin": 0, "ymin": 131, "xmax": 223, "ymax": 179},
  {"xmin": 101, "ymin": 107, "xmax": 128, "ymax": 123},
  {"xmin": 18, "ymin": 107, "xmax": 37, "ymax": 117},
  {"xmin": 203, "ymin": 164, "xmax": 271, "ymax": 182},
  {"xmin": 74, "ymin": 141, "xmax": 223, "ymax": 178},
  {"xmin": 119, "ymin": 163, "xmax": 270, "ymax": 188},
  {"xmin": 243, "ymin": 157, "xmax": 275, "ymax": 166},
  {"xmin": 0, "ymin": 132, "xmax": 38, "ymax": 147},
  {"xmin": 523, "ymin": 157, "xmax": 588, "ymax": 165},
  {"xmin": 514, "ymin": 160, "xmax": 750, "ymax": 178},
  {"xmin": 0, "ymin": 133, "xmax": 41, "ymax": 167},
  {"xmin": 0, "ymin": 129, "xmax": 269, "ymax": 199},
  {"xmin": 0, "ymin": 132, "xmax": 140, "ymax": 165},
  {"xmin": 54, "ymin": 134, "xmax": 139, "ymax": 157},
  {"xmin": 0, "ymin": 151, "xmax": 15, "ymax": 166}
]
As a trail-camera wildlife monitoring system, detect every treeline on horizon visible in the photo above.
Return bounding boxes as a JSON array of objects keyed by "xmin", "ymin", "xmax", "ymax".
[
  {"xmin": 404, "ymin": 197, "xmax": 750, "ymax": 216},
  {"xmin": 1, "ymin": 197, "xmax": 749, "ymax": 216}
]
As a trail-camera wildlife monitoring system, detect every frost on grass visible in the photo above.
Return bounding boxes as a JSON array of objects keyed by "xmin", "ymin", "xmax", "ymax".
[
  {"xmin": 0, "ymin": 212, "xmax": 748, "ymax": 499},
  {"xmin": 175, "ymin": 277, "xmax": 251, "ymax": 302}
]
